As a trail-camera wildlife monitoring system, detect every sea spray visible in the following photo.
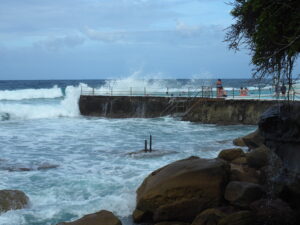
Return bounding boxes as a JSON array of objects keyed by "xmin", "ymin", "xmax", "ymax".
[
  {"xmin": 0, "ymin": 84, "xmax": 87, "ymax": 120},
  {"xmin": 0, "ymin": 85, "xmax": 63, "ymax": 100}
]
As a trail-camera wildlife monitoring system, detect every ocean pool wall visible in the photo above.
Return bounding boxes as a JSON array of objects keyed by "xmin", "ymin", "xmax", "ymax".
[{"xmin": 79, "ymin": 95, "xmax": 287, "ymax": 125}]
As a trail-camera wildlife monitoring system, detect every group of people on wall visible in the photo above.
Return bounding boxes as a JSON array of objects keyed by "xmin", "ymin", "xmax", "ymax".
[{"xmin": 216, "ymin": 79, "xmax": 249, "ymax": 98}]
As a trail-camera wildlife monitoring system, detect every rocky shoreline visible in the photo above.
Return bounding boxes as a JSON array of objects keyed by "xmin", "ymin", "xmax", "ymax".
[{"xmin": 1, "ymin": 104, "xmax": 299, "ymax": 225}]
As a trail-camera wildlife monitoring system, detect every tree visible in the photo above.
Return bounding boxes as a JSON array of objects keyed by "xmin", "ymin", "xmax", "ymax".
[{"xmin": 225, "ymin": 0, "xmax": 300, "ymax": 99}]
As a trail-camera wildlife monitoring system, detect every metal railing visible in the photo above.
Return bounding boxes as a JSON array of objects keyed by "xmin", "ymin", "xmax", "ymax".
[{"xmin": 80, "ymin": 86, "xmax": 300, "ymax": 101}]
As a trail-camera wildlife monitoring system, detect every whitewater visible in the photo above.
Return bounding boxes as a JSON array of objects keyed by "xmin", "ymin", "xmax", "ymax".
[{"xmin": 0, "ymin": 79, "xmax": 256, "ymax": 225}]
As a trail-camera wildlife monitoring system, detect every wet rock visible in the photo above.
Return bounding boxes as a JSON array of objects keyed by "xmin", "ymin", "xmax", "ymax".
[
  {"xmin": 246, "ymin": 145, "xmax": 270, "ymax": 169},
  {"xmin": 224, "ymin": 181, "xmax": 264, "ymax": 208},
  {"xmin": 231, "ymin": 157, "xmax": 247, "ymax": 165},
  {"xmin": 132, "ymin": 209, "xmax": 151, "ymax": 223},
  {"xmin": 232, "ymin": 137, "xmax": 246, "ymax": 147},
  {"xmin": 135, "ymin": 156, "xmax": 230, "ymax": 223},
  {"xmin": 154, "ymin": 222, "xmax": 190, "ymax": 225},
  {"xmin": 153, "ymin": 198, "xmax": 210, "ymax": 222},
  {"xmin": 58, "ymin": 210, "xmax": 122, "ymax": 225},
  {"xmin": 218, "ymin": 211, "xmax": 255, "ymax": 225},
  {"xmin": 127, "ymin": 149, "xmax": 177, "ymax": 158},
  {"xmin": 218, "ymin": 148, "xmax": 245, "ymax": 162},
  {"xmin": 230, "ymin": 164, "xmax": 260, "ymax": 184},
  {"xmin": 233, "ymin": 129, "xmax": 264, "ymax": 149},
  {"xmin": 7, "ymin": 167, "xmax": 32, "ymax": 172},
  {"xmin": 37, "ymin": 163, "xmax": 59, "ymax": 170},
  {"xmin": 0, "ymin": 190, "xmax": 29, "ymax": 213},
  {"xmin": 2, "ymin": 162, "xmax": 59, "ymax": 172},
  {"xmin": 250, "ymin": 198, "xmax": 296, "ymax": 225},
  {"xmin": 191, "ymin": 208, "xmax": 226, "ymax": 225}
]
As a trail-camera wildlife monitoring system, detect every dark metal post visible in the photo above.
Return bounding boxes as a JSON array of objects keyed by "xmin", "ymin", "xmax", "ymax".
[
  {"xmin": 232, "ymin": 88, "xmax": 234, "ymax": 99},
  {"xmin": 144, "ymin": 140, "xmax": 148, "ymax": 152},
  {"xmin": 202, "ymin": 86, "xmax": 204, "ymax": 98},
  {"xmin": 149, "ymin": 135, "xmax": 152, "ymax": 152}
]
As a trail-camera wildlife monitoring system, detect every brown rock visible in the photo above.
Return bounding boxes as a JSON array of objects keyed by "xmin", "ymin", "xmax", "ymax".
[
  {"xmin": 224, "ymin": 181, "xmax": 264, "ymax": 208},
  {"xmin": 250, "ymin": 198, "xmax": 296, "ymax": 225},
  {"xmin": 218, "ymin": 211, "xmax": 255, "ymax": 225},
  {"xmin": 218, "ymin": 148, "xmax": 245, "ymax": 162},
  {"xmin": 135, "ymin": 156, "xmax": 230, "ymax": 223},
  {"xmin": 57, "ymin": 210, "xmax": 122, "ymax": 225},
  {"xmin": 132, "ymin": 209, "xmax": 151, "ymax": 223},
  {"xmin": 154, "ymin": 198, "xmax": 209, "ymax": 222},
  {"xmin": 242, "ymin": 129, "xmax": 264, "ymax": 148},
  {"xmin": 231, "ymin": 157, "xmax": 247, "ymax": 165},
  {"xmin": 233, "ymin": 129, "xmax": 264, "ymax": 148},
  {"xmin": 155, "ymin": 222, "xmax": 190, "ymax": 225},
  {"xmin": 230, "ymin": 164, "xmax": 260, "ymax": 184},
  {"xmin": 233, "ymin": 137, "xmax": 246, "ymax": 147},
  {"xmin": 246, "ymin": 145, "xmax": 270, "ymax": 169},
  {"xmin": 0, "ymin": 189, "xmax": 29, "ymax": 213},
  {"xmin": 191, "ymin": 208, "xmax": 226, "ymax": 225}
]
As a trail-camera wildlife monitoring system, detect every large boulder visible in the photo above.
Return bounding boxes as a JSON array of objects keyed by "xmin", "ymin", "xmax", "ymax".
[
  {"xmin": 218, "ymin": 211, "xmax": 255, "ymax": 225},
  {"xmin": 258, "ymin": 104, "xmax": 300, "ymax": 173},
  {"xmin": 154, "ymin": 222, "xmax": 189, "ymax": 225},
  {"xmin": 0, "ymin": 190, "xmax": 29, "ymax": 213},
  {"xmin": 233, "ymin": 129, "xmax": 264, "ymax": 148},
  {"xmin": 218, "ymin": 148, "xmax": 245, "ymax": 162},
  {"xmin": 250, "ymin": 198, "xmax": 296, "ymax": 225},
  {"xmin": 230, "ymin": 164, "xmax": 260, "ymax": 184},
  {"xmin": 191, "ymin": 208, "xmax": 226, "ymax": 225},
  {"xmin": 224, "ymin": 181, "xmax": 264, "ymax": 208},
  {"xmin": 231, "ymin": 157, "xmax": 247, "ymax": 165},
  {"xmin": 246, "ymin": 145, "xmax": 270, "ymax": 169},
  {"xmin": 135, "ymin": 156, "xmax": 230, "ymax": 223},
  {"xmin": 57, "ymin": 210, "xmax": 122, "ymax": 225}
]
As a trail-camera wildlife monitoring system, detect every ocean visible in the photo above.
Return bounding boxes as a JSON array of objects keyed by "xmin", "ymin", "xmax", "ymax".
[{"xmin": 0, "ymin": 79, "xmax": 256, "ymax": 225}]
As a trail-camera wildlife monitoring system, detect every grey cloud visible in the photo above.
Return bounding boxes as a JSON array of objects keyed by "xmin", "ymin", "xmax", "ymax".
[
  {"xmin": 0, "ymin": 0, "xmax": 183, "ymax": 36},
  {"xmin": 36, "ymin": 35, "xmax": 85, "ymax": 50},
  {"xmin": 84, "ymin": 28, "xmax": 126, "ymax": 43},
  {"xmin": 83, "ymin": 23, "xmax": 224, "ymax": 46}
]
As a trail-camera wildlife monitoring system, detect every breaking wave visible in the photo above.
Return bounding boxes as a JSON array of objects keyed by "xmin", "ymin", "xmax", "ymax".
[
  {"xmin": 0, "ymin": 84, "xmax": 87, "ymax": 120},
  {"xmin": 0, "ymin": 85, "xmax": 63, "ymax": 101}
]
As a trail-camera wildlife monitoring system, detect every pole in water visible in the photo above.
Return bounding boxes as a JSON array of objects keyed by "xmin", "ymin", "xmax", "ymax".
[
  {"xmin": 149, "ymin": 135, "xmax": 152, "ymax": 152},
  {"xmin": 144, "ymin": 140, "xmax": 148, "ymax": 152}
]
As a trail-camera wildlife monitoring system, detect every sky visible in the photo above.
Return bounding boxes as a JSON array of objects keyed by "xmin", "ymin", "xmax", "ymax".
[{"xmin": 0, "ymin": 0, "xmax": 254, "ymax": 80}]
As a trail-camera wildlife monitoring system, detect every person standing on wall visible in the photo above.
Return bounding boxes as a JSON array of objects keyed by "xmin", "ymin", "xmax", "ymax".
[{"xmin": 216, "ymin": 79, "xmax": 222, "ymax": 97}]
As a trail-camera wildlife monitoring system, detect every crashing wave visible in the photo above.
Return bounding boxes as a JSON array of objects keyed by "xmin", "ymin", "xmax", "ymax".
[{"xmin": 0, "ymin": 85, "xmax": 63, "ymax": 100}]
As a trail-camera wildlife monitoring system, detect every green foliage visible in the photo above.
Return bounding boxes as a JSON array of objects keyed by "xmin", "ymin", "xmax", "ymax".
[{"xmin": 225, "ymin": 0, "xmax": 300, "ymax": 86}]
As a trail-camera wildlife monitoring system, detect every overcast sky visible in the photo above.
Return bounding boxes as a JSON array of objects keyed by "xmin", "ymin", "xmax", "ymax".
[{"xmin": 0, "ymin": 0, "xmax": 255, "ymax": 80}]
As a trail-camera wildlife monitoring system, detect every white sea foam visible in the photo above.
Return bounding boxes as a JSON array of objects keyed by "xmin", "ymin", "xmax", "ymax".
[
  {"xmin": 0, "ymin": 110, "xmax": 256, "ymax": 225},
  {"xmin": 0, "ymin": 85, "xmax": 63, "ymax": 100},
  {"xmin": 0, "ymin": 84, "xmax": 87, "ymax": 120}
]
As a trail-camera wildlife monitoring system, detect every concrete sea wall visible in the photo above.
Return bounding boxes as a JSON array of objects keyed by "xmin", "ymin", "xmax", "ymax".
[
  {"xmin": 79, "ymin": 95, "xmax": 287, "ymax": 125},
  {"xmin": 183, "ymin": 99, "xmax": 278, "ymax": 125},
  {"xmin": 79, "ymin": 95, "xmax": 181, "ymax": 118}
]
